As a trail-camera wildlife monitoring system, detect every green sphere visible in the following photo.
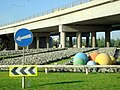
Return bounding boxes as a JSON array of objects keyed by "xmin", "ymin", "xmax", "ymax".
[
  {"xmin": 73, "ymin": 58, "xmax": 85, "ymax": 65},
  {"xmin": 73, "ymin": 52, "xmax": 88, "ymax": 64}
]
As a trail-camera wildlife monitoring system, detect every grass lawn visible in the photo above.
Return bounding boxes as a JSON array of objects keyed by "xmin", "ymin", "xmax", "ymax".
[
  {"xmin": 50, "ymin": 58, "xmax": 73, "ymax": 65},
  {"xmin": 0, "ymin": 71, "xmax": 120, "ymax": 90}
]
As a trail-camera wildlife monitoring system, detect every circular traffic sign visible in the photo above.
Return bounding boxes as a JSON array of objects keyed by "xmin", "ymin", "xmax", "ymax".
[{"xmin": 14, "ymin": 28, "xmax": 33, "ymax": 47}]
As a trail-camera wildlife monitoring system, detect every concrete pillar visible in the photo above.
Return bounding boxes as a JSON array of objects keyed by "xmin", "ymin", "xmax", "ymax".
[
  {"xmin": 15, "ymin": 42, "xmax": 19, "ymax": 50},
  {"xmin": 60, "ymin": 31, "xmax": 66, "ymax": 48},
  {"xmin": 76, "ymin": 32, "xmax": 82, "ymax": 48},
  {"xmin": 105, "ymin": 31, "xmax": 110, "ymax": 47},
  {"xmin": 91, "ymin": 32, "xmax": 96, "ymax": 48},
  {"xmin": 36, "ymin": 36, "xmax": 39, "ymax": 49},
  {"xmin": 69, "ymin": 37, "xmax": 72, "ymax": 47},
  {"xmin": 59, "ymin": 25, "xmax": 66, "ymax": 48},
  {"xmin": 46, "ymin": 36, "xmax": 49, "ymax": 48},
  {"xmin": 86, "ymin": 37, "xmax": 89, "ymax": 47}
]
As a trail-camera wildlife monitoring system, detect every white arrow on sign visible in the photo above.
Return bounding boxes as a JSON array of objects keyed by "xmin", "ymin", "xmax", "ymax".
[{"xmin": 16, "ymin": 34, "xmax": 32, "ymax": 41}]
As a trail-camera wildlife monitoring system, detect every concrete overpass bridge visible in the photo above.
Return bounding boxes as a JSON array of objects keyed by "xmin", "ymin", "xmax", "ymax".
[{"xmin": 0, "ymin": 0, "xmax": 120, "ymax": 50}]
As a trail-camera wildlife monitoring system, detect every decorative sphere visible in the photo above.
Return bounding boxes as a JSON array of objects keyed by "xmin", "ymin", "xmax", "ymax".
[
  {"xmin": 89, "ymin": 51, "xmax": 99, "ymax": 61},
  {"xmin": 95, "ymin": 53, "xmax": 111, "ymax": 65},
  {"xmin": 73, "ymin": 58, "xmax": 85, "ymax": 65},
  {"xmin": 73, "ymin": 52, "xmax": 88, "ymax": 64},
  {"xmin": 110, "ymin": 56, "xmax": 116, "ymax": 65},
  {"xmin": 87, "ymin": 61, "xmax": 96, "ymax": 65}
]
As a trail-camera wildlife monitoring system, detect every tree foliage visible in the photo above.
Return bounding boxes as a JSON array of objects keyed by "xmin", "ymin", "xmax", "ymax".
[
  {"xmin": 96, "ymin": 37, "xmax": 120, "ymax": 47},
  {"xmin": 97, "ymin": 36, "xmax": 105, "ymax": 47}
]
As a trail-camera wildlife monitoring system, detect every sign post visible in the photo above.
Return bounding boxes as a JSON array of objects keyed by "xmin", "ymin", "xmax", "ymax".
[
  {"xmin": 13, "ymin": 28, "xmax": 34, "ymax": 89},
  {"xmin": 22, "ymin": 47, "xmax": 25, "ymax": 89}
]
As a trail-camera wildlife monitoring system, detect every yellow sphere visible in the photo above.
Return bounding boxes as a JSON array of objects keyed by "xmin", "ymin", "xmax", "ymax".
[
  {"xmin": 110, "ymin": 56, "xmax": 116, "ymax": 65},
  {"xmin": 95, "ymin": 53, "xmax": 111, "ymax": 65}
]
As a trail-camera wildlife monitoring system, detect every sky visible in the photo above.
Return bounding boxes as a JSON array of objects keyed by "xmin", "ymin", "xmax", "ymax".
[
  {"xmin": 0, "ymin": 0, "xmax": 120, "ymax": 39},
  {"xmin": 0, "ymin": 0, "xmax": 77, "ymax": 25}
]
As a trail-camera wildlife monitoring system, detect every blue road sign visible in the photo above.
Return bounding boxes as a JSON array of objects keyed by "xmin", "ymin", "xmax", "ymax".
[{"xmin": 14, "ymin": 28, "xmax": 33, "ymax": 47}]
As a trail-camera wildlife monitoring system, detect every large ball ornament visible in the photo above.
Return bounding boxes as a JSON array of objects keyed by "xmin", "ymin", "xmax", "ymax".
[
  {"xmin": 110, "ymin": 56, "xmax": 116, "ymax": 65},
  {"xmin": 95, "ymin": 53, "xmax": 111, "ymax": 65},
  {"xmin": 73, "ymin": 52, "xmax": 88, "ymax": 64},
  {"xmin": 87, "ymin": 61, "xmax": 96, "ymax": 65},
  {"xmin": 89, "ymin": 51, "xmax": 99, "ymax": 61},
  {"xmin": 73, "ymin": 58, "xmax": 85, "ymax": 65}
]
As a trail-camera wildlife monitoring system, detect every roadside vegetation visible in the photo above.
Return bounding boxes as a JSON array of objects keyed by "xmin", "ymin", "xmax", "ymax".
[{"xmin": 0, "ymin": 72, "xmax": 120, "ymax": 90}]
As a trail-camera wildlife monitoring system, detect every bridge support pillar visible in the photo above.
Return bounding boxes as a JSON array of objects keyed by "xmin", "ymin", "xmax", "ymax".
[
  {"xmin": 36, "ymin": 34, "xmax": 40, "ymax": 49},
  {"xmin": 59, "ymin": 25, "xmax": 66, "ymax": 48},
  {"xmin": 60, "ymin": 31, "xmax": 66, "ymax": 48},
  {"xmin": 46, "ymin": 36, "xmax": 50, "ymax": 48},
  {"xmin": 76, "ymin": 32, "xmax": 82, "ymax": 48},
  {"xmin": 105, "ymin": 31, "xmax": 110, "ymax": 47},
  {"xmin": 91, "ymin": 32, "xmax": 96, "ymax": 48}
]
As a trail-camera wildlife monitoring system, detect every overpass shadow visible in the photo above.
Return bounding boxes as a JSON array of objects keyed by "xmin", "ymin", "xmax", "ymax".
[{"xmin": 39, "ymin": 80, "xmax": 83, "ymax": 86}]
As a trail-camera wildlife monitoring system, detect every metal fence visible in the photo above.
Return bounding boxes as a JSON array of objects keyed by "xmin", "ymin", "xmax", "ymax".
[{"xmin": 1, "ymin": 65, "xmax": 120, "ymax": 74}]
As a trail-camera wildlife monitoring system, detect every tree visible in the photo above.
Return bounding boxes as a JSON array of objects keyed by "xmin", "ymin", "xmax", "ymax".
[
  {"xmin": 114, "ymin": 38, "xmax": 120, "ymax": 47},
  {"xmin": 97, "ymin": 36, "xmax": 105, "ymax": 47},
  {"xmin": 111, "ymin": 39, "xmax": 115, "ymax": 47}
]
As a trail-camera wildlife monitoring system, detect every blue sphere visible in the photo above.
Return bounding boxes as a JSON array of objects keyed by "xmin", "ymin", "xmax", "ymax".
[
  {"xmin": 73, "ymin": 52, "xmax": 88, "ymax": 64},
  {"xmin": 87, "ymin": 61, "xmax": 96, "ymax": 65}
]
